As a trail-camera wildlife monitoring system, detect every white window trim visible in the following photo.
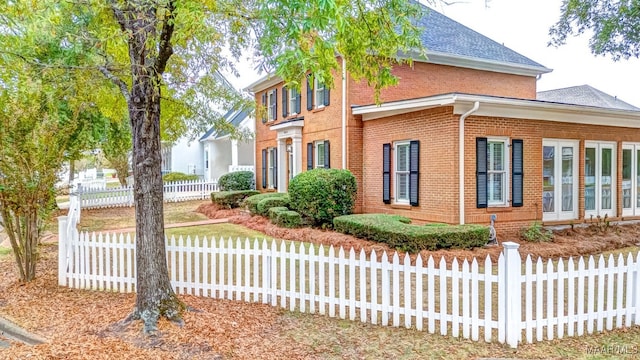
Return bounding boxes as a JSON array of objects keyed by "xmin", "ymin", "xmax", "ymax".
[
  {"xmin": 315, "ymin": 141, "xmax": 325, "ymax": 169},
  {"xmin": 394, "ymin": 141, "xmax": 410, "ymax": 205},
  {"xmin": 267, "ymin": 147, "xmax": 276, "ymax": 189},
  {"xmin": 622, "ymin": 142, "xmax": 640, "ymax": 216},
  {"xmin": 288, "ymin": 87, "xmax": 298, "ymax": 116},
  {"xmin": 487, "ymin": 137, "xmax": 509, "ymax": 207},
  {"xmin": 585, "ymin": 141, "xmax": 617, "ymax": 218},
  {"xmin": 314, "ymin": 78, "xmax": 325, "ymax": 109},
  {"xmin": 267, "ymin": 90, "xmax": 276, "ymax": 122},
  {"xmin": 542, "ymin": 139, "xmax": 579, "ymax": 222}
]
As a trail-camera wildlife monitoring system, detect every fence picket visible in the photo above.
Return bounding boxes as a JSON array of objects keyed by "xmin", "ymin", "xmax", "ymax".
[
  {"xmin": 370, "ymin": 249, "xmax": 378, "ymax": 325},
  {"xmin": 606, "ymin": 255, "xmax": 615, "ymax": 331},
  {"xmin": 462, "ymin": 259, "xmax": 470, "ymax": 339},
  {"xmin": 616, "ymin": 254, "xmax": 624, "ymax": 329},
  {"xmin": 381, "ymin": 251, "xmax": 390, "ymax": 326},
  {"xmin": 328, "ymin": 246, "xmax": 336, "ymax": 317},
  {"xmin": 471, "ymin": 259, "xmax": 479, "ymax": 341},
  {"xmin": 567, "ymin": 257, "xmax": 575, "ymax": 337},
  {"xmin": 546, "ymin": 259, "xmax": 554, "ymax": 340},
  {"xmin": 300, "ymin": 244, "xmax": 307, "ymax": 313},
  {"xmin": 392, "ymin": 252, "xmax": 400, "ymax": 327},
  {"xmin": 439, "ymin": 257, "xmax": 447, "ymax": 336},
  {"xmin": 228, "ymin": 238, "xmax": 235, "ymax": 301},
  {"xmin": 525, "ymin": 255, "xmax": 533, "ymax": 343},
  {"xmin": 309, "ymin": 244, "xmax": 317, "ymax": 314},
  {"xmin": 415, "ymin": 255, "xmax": 424, "ymax": 332},
  {"xmin": 359, "ymin": 249, "xmax": 367, "ymax": 323},
  {"xmin": 577, "ymin": 257, "xmax": 586, "ymax": 336},
  {"xmin": 319, "ymin": 245, "xmax": 326, "ymax": 315},
  {"xmin": 290, "ymin": 242, "xmax": 297, "ymax": 312},
  {"xmin": 557, "ymin": 258, "xmax": 565, "ymax": 339},
  {"xmin": 452, "ymin": 258, "xmax": 460, "ymax": 338},
  {"xmin": 349, "ymin": 248, "xmax": 357, "ymax": 321},
  {"xmin": 427, "ymin": 256, "xmax": 435, "ymax": 333},
  {"xmin": 339, "ymin": 247, "xmax": 347, "ymax": 319},
  {"xmin": 625, "ymin": 253, "xmax": 633, "ymax": 327},
  {"xmin": 484, "ymin": 256, "xmax": 492, "ymax": 343}
]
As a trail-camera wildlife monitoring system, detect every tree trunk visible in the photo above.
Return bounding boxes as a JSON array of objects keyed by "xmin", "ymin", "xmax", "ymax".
[
  {"xmin": 124, "ymin": 5, "xmax": 183, "ymax": 333},
  {"xmin": 68, "ymin": 160, "xmax": 75, "ymax": 189}
]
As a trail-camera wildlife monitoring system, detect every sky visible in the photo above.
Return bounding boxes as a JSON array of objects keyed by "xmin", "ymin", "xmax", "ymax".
[{"xmin": 227, "ymin": 0, "xmax": 640, "ymax": 107}]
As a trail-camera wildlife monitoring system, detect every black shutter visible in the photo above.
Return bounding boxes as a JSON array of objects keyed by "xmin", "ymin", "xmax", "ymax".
[
  {"xmin": 295, "ymin": 88, "xmax": 301, "ymax": 114},
  {"xmin": 409, "ymin": 140, "xmax": 420, "ymax": 206},
  {"xmin": 307, "ymin": 142, "xmax": 314, "ymax": 170},
  {"xmin": 512, "ymin": 139, "xmax": 524, "ymax": 207},
  {"xmin": 323, "ymin": 87, "xmax": 330, "ymax": 106},
  {"xmin": 306, "ymin": 76, "xmax": 313, "ymax": 110},
  {"xmin": 261, "ymin": 149, "xmax": 267, "ymax": 189},
  {"xmin": 261, "ymin": 93, "xmax": 267, "ymax": 123},
  {"xmin": 273, "ymin": 89, "xmax": 277, "ymax": 121},
  {"xmin": 273, "ymin": 148, "xmax": 278, "ymax": 189},
  {"xmin": 282, "ymin": 87, "xmax": 288, "ymax": 118},
  {"xmin": 324, "ymin": 140, "xmax": 330, "ymax": 169},
  {"xmin": 476, "ymin": 137, "xmax": 488, "ymax": 208},
  {"xmin": 383, "ymin": 143, "xmax": 391, "ymax": 204}
]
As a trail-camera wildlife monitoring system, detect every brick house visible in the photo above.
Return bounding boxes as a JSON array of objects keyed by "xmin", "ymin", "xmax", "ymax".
[{"xmin": 246, "ymin": 7, "xmax": 640, "ymax": 232}]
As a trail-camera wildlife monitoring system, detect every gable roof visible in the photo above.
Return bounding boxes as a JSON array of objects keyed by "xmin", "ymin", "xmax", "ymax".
[
  {"xmin": 414, "ymin": 6, "xmax": 550, "ymax": 76},
  {"xmin": 537, "ymin": 85, "xmax": 640, "ymax": 111},
  {"xmin": 199, "ymin": 106, "xmax": 251, "ymax": 141}
]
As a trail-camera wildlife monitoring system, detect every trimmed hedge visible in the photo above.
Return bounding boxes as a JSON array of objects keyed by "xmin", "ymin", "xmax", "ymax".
[
  {"xmin": 267, "ymin": 206, "xmax": 289, "ymax": 221},
  {"xmin": 257, "ymin": 195, "xmax": 290, "ymax": 216},
  {"xmin": 218, "ymin": 171, "xmax": 255, "ymax": 191},
  {"xmin": 163, "ymin": 172, "xmax": 199, "ymax": 182},
  {"xmin": 333, "ymin": 214, "xmax": 489, "ymax": 252},
  {"xmin": 275, "ymin": 210, "xmax": 302, "ymax": 228},
  {"xmin": 244, "ymin": 192, "xmax": 288, "ymax": 214},
  {"xmin": 212, "ymin": 190, "xmax": 259, "ymax": 208},
  {"xmin": 288, "ymin": 169, "xmax": 357, "ymax": 227}
]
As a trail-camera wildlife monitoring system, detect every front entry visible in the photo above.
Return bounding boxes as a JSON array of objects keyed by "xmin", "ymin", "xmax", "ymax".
[{"xmin": 542, "ymin": 139, "xmax": 579, "ymax": 221}]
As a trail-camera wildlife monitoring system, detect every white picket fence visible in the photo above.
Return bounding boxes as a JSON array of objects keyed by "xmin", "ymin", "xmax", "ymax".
[
  {"xmin": 77, "ymin": 179, "xmax": 218, "ymax": 209},
  {"xmin": 56, "ymin": 227, "xmax": 640, "ymax": 348}
]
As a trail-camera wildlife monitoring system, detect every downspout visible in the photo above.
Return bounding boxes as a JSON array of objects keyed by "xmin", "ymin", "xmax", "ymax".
[
  {"xmin": 341, "ymin": 56, "xmax": 347, "ymax": 169},
  {"xmin": 459, "ymin": 101, "xmax": 480, "ymax": 225}
]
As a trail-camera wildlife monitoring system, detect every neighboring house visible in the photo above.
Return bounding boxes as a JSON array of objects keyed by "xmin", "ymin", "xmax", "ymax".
[
  {"xmin": 161, "ymin": 71, "xmax": 255, "ymax": 182},
  {"xmin": 247, "ymin": 5, "xmax": 640, "ymax": 232},
  {"xmin": 199, "ymin": 106, "xmax": 255, "ymax": 182}
]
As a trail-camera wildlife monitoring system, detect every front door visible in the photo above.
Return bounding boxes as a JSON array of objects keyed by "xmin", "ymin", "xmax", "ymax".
[{"xmin": 542, "ymin": 139, "xmax": 579, "ymax": 221}]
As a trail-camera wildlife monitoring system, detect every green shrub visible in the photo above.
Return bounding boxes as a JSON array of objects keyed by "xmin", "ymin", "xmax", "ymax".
[
  {"xmin": 218, "ymin": 171, "xmax": 255, "ymax": 191},
  {"xmin": 163, "ymin": 172, "xmax": 199, "ymax": 182},
  {"xmin": 244, "ymin": 192, "xmax": 288, "ymax": 214},
  {"xmin": 288, "ymin": 169, "xmax": 357, "ymax": 227},
  {"xmin": 267, "ymin": 206, "xmax": 289, "ymax": 221},
  {"xmin": 275, "ymin": 210, "xmax": 302, "ymax": 228},
  {"xmin": 333, "ymin": 214, "xmax": 488, "ymax": 252},
  {"xmin": 257, "ymin": 195, "xmax": 290, "ymax": 216},
  {"xmin": 519, "ymin": 222, "xmax": 553, "ymax": 242},
  {"xmin": 211, "ymin": 190, "xmax": 259, "ymax": 208}
]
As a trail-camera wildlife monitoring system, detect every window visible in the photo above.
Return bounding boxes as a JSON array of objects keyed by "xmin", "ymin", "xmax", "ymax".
[
  {"xmin": 315, "ymin": 141, "xmax": 325, "ymax": 168},
  {"xmin": 476, "ymin": 137, "xmax": 523, "ymax": 208},
  {"xmin": 306, "ymin": 75, "xmax": 330, "ymax": 110},
  {"xmin": 267, "ymin": 89, "xmax": 277, "ymax": 121},
  {"xmin": 307, "ymin": 140, "xmax": 330, "ymax": 170},
  {"xmin": 542, "ymin": 139, "xmax": 578, "ymax": 221},
  {"xmin": 261, "ymin": 147, "xmax": 278, "ymax": 189},
  {"xmin": 622, "ymin": 143, "xmax": 640, "ymax": 216},
  {"xmin": 584, "ymin": 141, "xmax": 616, "ymax": 218},
  {"xmin": 289, "ymin": 88, "xmax": 300, "ymax": 115},
  {"xmin": 395, "ymin": 142, "xmax": 410, "ymax": 203},
  {"xmin": 487, "ymin": 139, "xmax": 508, "ymax": 206},
  {"xmin": 204, "ymin": 149, "xmax": 209, "ymax": 170},
  {"xmin": 382, "ymin": 141, "xmax": 419, "ymax": 206}
]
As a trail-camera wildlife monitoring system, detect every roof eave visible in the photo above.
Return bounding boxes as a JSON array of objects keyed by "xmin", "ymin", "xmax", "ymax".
[{"xmin": 245, "ymin": 74, "xmax": 282, "ymax": 93}]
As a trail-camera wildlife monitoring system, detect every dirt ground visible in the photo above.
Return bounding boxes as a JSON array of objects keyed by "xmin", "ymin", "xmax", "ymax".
[{"xmin": 196, "ymin": 203, "xmax": 640, "ymax": 265}]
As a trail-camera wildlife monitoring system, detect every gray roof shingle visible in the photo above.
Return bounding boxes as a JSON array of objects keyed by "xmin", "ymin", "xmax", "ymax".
[
  {"xmin": 537, "ymin": 85, "xmax": 640, "ymax": 111},
  {"xmin": 199, "ymin": 106, "xmax": 251, "ymax": 141},
  {"xmin": 417, "ymin": 6, "xmax": 548, "ymax": 70}
]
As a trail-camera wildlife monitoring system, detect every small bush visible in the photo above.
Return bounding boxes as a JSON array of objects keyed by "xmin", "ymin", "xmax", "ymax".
[
  {"xmin": 333, "ymin": 214, "xmax": 488, "ymax": 252},
  {"xmin": 275, "ymin": 210, "xmax": 302, "ymax": 228},
  {"xmin": 211, "ymin": 190, "xmax": 259, "ymax": 208},
  {"xmin": 257, "ymin": 195, "xmax": 290, "ymax": 216},
  {"xmin": 267, "ymin": 206, "xmax": 289, "ymax": 221},
  {"xmin": 163, "ymin": 172, "xmax": 199, "ymax": 182},
  {"xmin": 288, "ymin": 169, "xmax": 357, "ymax": 227},
  {"xmin": 519, "ymin": 222, "xmax": 553, "ymax": 242},
  {"xmin": 218, "ymin": 171, "xmax": 255, "ymax": 191},
  {"xmin": 244, "ymin": 192, "xmax": 288, "ymax": 214}
]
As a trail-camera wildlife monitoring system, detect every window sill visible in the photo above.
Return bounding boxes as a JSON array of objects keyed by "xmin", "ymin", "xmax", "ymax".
[
  {"xmin": 487, "ymin": 205, "xmax": 512, "ymax": 212},
  {"xmin": 391, "ymin": 203, "xmax": 411, "ymax": 210},
  {"xmin": 312, "ymin": 107, "xmax": 326, "ymax": 113}
]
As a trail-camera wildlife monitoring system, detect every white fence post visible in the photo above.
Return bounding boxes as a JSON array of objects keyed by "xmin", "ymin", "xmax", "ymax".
[
  {"xmin": 57, "ymin": 216, "xmax": 68, "ymax": 286},
  {"xmin": 503, "ymin": 241, "xmax": 522, "ymax": 348}
]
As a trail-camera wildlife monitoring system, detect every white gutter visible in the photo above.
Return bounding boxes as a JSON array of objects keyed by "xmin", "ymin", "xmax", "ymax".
[
  {"xmin": 342, "ymin": 57, "xmax": 347, "ymax": 169},
  {"xmin": 459, "ymin": 101, "xmax": 479, "ymax": 225}
]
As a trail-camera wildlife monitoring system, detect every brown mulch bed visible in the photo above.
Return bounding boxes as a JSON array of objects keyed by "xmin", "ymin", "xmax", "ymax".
[{"xmin": 196, "ymin": 203, "xmax": 640, "ymax": 265}]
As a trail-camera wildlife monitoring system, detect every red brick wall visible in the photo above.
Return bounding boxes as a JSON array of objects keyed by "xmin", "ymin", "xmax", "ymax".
[{"xmin": 362, "ymin": 107, "xmax": 640, "ymax": 232}]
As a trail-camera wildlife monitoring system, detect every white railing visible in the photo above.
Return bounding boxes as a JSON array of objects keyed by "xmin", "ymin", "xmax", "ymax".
[
  {"xmin": 76, "ymin": 179, "xmax": 218, "ymax": 209},
  {"xmin": 228, "ymin": 165, "xmax": 254, "ymax": 173},
  {"xmin": 56, "ymin": 230, "xmax": 640, "ymax": 348}
]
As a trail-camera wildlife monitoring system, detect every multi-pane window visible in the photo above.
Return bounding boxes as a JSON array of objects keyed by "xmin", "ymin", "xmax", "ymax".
[
  {"xmin": 584, "ymin": 141, "xmax": 616, "ymax": 218},
  {"xmin": 395, "ymin": 141, "xmax": 410, "ymax": 203},
  {"xmin": 622, "ymin": 143, "xmax": 640, "ymax": 216},
  {"xmin": 315, "ymin": 141, "xmax": 325, "ymax": 168},
  {"xmin": 289, "ymin": 88, "xmax": 299, "ymax": 115},
  {"xmin": 267, "ymin": 147, "xmax": 276, "ymax": 189},
  {"xmin": 487, "ymin": 140, "xmax": 508, "ymax": 206},
  {"xmin": 267, "ymin": 89, "xmax": 277, "ymax": 121},
  {"xmin": 314, "ymin": 78, "xmax": 326, "ymax": 108}
]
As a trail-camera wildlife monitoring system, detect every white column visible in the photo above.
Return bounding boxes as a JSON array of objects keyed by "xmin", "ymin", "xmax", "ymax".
[
  {"xmin": 292, "ymin": 135, "xmax": 303, "ymax": 178},
  {"xmin": 277, "ymin": 138, "xmax": 287, "ymax": 192},
  {"xmin": 231, "ymin": 139, "xmax": 239, "ymax": 169},
  {"xmin": 503, "ymin": 241, "xmax": 522, "ymax": 348}
]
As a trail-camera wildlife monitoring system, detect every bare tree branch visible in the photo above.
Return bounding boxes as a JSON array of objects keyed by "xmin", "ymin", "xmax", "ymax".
[{"xmin": 156, "ymin": 0, "xmax": 176, "ymax": 75}]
